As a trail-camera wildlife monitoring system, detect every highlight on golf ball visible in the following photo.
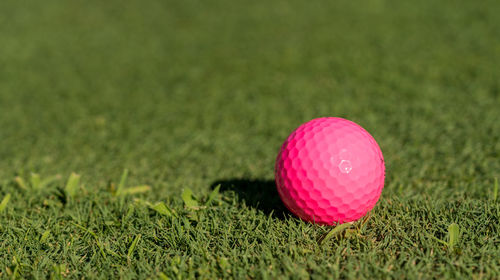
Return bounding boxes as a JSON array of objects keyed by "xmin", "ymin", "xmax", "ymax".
[{"xmin": 275, "ymin": 117, "xmax": 385, "ymax": 225}]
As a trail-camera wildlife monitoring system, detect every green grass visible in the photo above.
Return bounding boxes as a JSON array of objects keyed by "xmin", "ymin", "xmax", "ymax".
[{"xmin": 1, "ymin": 0, "xmax": 499, "ymax": 278}]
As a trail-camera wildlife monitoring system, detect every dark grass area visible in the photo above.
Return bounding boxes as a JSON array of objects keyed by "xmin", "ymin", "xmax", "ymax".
[
  {"xmin": 0, "ymin": 0, "xmax": 499, "ymax": 278},
  {"xmin": 210, "ymin": 179, "xmax": 286, "ymax": 217}
]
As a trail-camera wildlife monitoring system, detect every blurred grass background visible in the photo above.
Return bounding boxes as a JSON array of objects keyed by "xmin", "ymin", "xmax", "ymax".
[{"xmin": 0, "ymin": 0, "xmax": 499, "ymax": 278}]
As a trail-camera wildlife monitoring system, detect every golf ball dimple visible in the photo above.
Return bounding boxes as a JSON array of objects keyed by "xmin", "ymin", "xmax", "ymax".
[{"xmin": 275, "ymin": 117, "xmax": 385, "ymax": 225}]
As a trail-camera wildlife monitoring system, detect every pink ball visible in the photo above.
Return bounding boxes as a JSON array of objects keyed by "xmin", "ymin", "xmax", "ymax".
[{"xmin": 275, "ymin": 117, "xmax": 385, "ymax": 225}]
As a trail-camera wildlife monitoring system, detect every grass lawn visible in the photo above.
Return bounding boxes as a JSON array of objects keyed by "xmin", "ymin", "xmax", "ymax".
[{"xmin": 0, "ymin": 0, "xmax": 499, "ymax": 278}]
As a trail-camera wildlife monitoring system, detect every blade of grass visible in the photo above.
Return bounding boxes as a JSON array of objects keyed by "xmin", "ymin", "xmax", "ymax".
[
  {"xmin": 0, "ymin": 194, "xmax": 11, "ymax": 213},
  {"xmin": 429, "ymin": 235, "xmax": 448, "ymax": 246},
  {"xmin": 158, "ymin": 272, "xmax": 169, "ymax": 280},
  {"xmin": 65, "ymin": 173, "xmax": 81, "ymax": 199},
  {"xmin": 127, "ymin": 234, "xmax": 142, "ymax": 260},
  {"xmin": 149, "ymin": 202, "xmax": 175, "ymax": 217},
  {"xmin": 12, "ymin": 261, "xmax": 20, "ymax": 279},
  {"xmin": 30, "ymin": 173, "xmax": 41, "ymax": 190},
  {"xmin": 124, "ymin": 204, "xmax": 135, "ymax": 221},
  {"xmin": 318, "ymin": 222, "xmax": 353, "ymax": 245},
  {"xmin": 448, "ymin": 223, "xmax": 459, "ymax": 249},
  {"xmin": 14, "ymin": 177, "xmax": 28, "ymax": 190},
  {"xmin": 40, "ymin": 230, "xmax": 51, "ymax": 244},
  {"xmin": 118, "ymin": 185, "xmax": 151, "ymax": 196},
  {"xmin": 205, "ymin": 184, "xmax": 220, "ymax": 206},
  {"xmin": 115, "ymin": 169, "xmax": 129, "ymax": 196},
  {"xmin": 493, "ymin": 178, "xmax": 498, "ymax": 201},
  {"xmin": 182, "ymin": 188, "xmax": 199, "ymax": 208}
]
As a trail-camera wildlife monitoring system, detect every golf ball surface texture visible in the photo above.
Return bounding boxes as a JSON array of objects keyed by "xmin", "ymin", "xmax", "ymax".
[{"xmin": 275, "ymin": 117, "xmax": 385, "ymax": 225}]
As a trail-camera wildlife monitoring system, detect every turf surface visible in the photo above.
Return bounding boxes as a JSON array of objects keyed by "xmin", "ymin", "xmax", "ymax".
[{"xmin": 1, "ymin": 0, "xmax": 499, "ymax": 278}]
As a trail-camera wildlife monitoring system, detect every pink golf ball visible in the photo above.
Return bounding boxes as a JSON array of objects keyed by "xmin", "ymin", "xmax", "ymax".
[{"xmin": 275, "ymin": 117, "xmax": 385, "ymax": 225}]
